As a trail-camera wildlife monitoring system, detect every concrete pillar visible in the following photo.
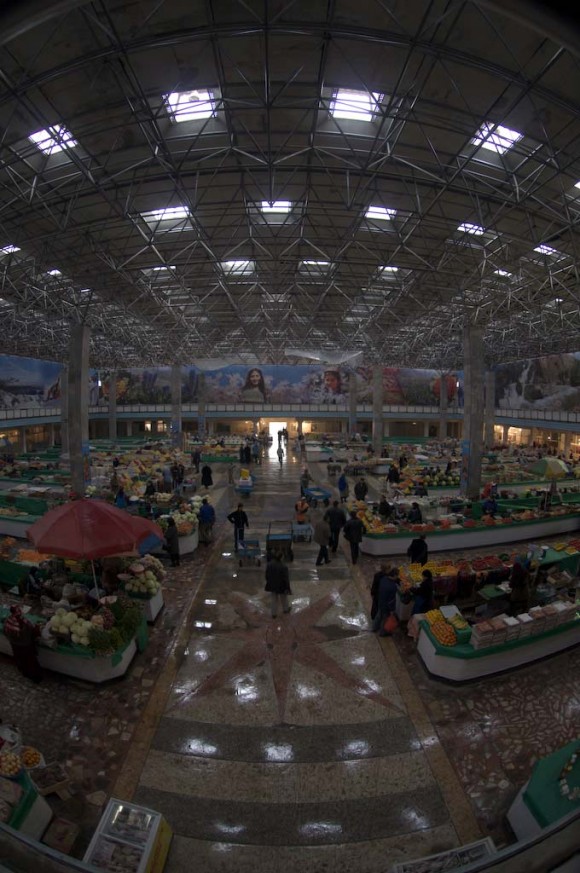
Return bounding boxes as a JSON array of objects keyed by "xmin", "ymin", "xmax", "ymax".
[
  {"xmin": 372, "ymin": 365, "xmax": 383, "ymax": 455},
  {"xmin": 348, "ymin": 371, "xmax": 357, "ymax": 435},
  {"xmin": 197, "ymin": 373, "xmax": 206, "ymax": 439},
  {"xmin": 68, "ymin": 324, "xmax": 90, "ymax": 496},
  {"xmin": 60, "ymin": 365, "xmax": 69, "ymax": 456},
  {"xmin": 107, "ymin": 372, "xmax": 117, "ymax": 441},
  {"xmin": 563, "ymin": 432, "xmax": 572, "ymax": 454},
  {"xmin": 424, "ymin": 421, "xmax": 430, "ymax": 438},
  {"xmin": 502, "ymin": 425, "xmax": 510, "ymax": 443},
  {"xmin": 461, "ymin": 324, "xmax": 484, "ymax": 499},
  {"xmin": 296, "ymin": 418, "xmax": 303, "ymax": 436},
  {"xmin": 48, "ymin": 423, "xmax": 55, "ymax": 448},
  {"xmin": 206, "ymin": 419, "xmax": 213, "ymax": 436},
  {"xmin": 383, "ymin": 420, "xmax": 390, "ymax": 438},
  {"xmin": 170, "ymin": 365, "xmax": 182, "ymax": 448},
  {"xmin": 484, "ymin": 370, "xmax": 495, "ymax": 448},
  {"xmin": 20, "ymin": 428, "xmax": 27, "ymax": 454},
  {"xmin": 439, "ymin": 374, "xmax": 448, "ymax": 441},
  {"xmin": 126, "ymin": 420, "xmax": 133, "ymax": 437}
]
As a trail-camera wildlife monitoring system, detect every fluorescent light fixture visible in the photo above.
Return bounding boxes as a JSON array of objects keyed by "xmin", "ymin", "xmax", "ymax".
[
  {"xmin": 493, "ymin": 269, "xmax": 512, "ymax": 277},
  {"xmin": 46, "ymin": 268, "xmax": 62, "ymax": 276},
  {"xmin": 142, "ymin": 206, "xmax": 190, "ymax": 221},
  {"xmin": 0, "ymin": 245, "xmax": 20, "ymax": 255},
  {"xmin": 330, "ymin": 88, "xmax": 383, "ymax": 122},
  {"xmin": 221, "ymin": 259, "xmax": 255, "ymax": 274},
  {"xmin": 458, "ymin": 222, "xmax": 485, "ymax": 235},
  {"xmin": 165, "ymin": 89, "xmax": 216, "ymax": 122},
  {"xmin": 471, "ymin": 122, "xmax": 523, "ymax": 155},
  {"xmin": 534, "ymin": 244, "xmax": 559, "ymax": 256},
  {"xmin": 28, "ymin": 125, "xmax": 77, "ymax": 155},
  {"xmin": 554, "ymin": 297, "xmax": 564, "ymax": 303},
  {"xmin": 378, "ymin": 265, "xmax": 399, "ymax": 275},
  {"xmin": 260, "ymin": 201, "xmax": 292, "ymax": 214},
  {"xmin": 365, "ymin": 205, "xmax": 396, "ymax": 221},
  {"xmin": 149, "ymin": 265, "xmax": 174, "ymax": 271},
  {"xmin": 300, "ymin": 259, "xmax": 332, "ymax": 272}
]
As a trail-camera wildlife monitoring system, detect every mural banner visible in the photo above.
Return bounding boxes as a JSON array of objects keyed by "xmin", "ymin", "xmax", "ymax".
[
  {"xmin": 0, "ymin": 355, "xmax": 63, "ymax": 410},
  {"xmin": 495, "ymin": 353, "xmax": 580, "ymax": 412}
]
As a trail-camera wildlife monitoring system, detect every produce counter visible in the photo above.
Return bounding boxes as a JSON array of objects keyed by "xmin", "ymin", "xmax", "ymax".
[
  {"xmin": 0, "ymin": 512, "xmax": 42, "ymax": 539},
  {"xmin": 361, "ymin": 511, "xmax": 580, "ymax": 555},
  {"xmin": 2, "ymin": 771, "xmax": 53, "ymax": 841},
  {"xmin": 200, "ymin": 454, "xmax": 237, "ymax": 463},
  {"xmin": 417, "ymin": 615, "xmax": 580, "ymax": 682},
  {"xmin": 128, "ymin": 587, "xmax": 164, "ymax": 623},
  {"xmin": 179, "ymin": 528, "xmax": 198, "ymax": 555},
  {"xmin": 0, "ymin": 477, "xmax": 66, "ymax": 494},
  {"xmin": 84, "ymin": 797, "xmax": 172, "ymax": 873}
]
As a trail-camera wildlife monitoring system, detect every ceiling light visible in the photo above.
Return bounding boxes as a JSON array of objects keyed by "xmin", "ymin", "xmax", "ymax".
[
  {"xmin": 142, "ymin": 206, "xmax": 190, "ymax": 221},
  {"xmin": 457, "ymin": 222, "xmax": 485, "ymax": 235},
  {"xmin": 554, "ymin": 297, "xmax": 564, "ymax": 303},
  {"xmin": 0, "ymin": 245, "xmax": 20, "ymax": 255},
  {"xmin": 330, "ymin": 89, "xmax": 383, "ymax": 122},
  {"xmin": 165, "ymin": 89, "xmax": 216, "ymax": 122},
  {"xmin": 471, "ymin": 122, "xmax": 523, "ymax": 155},
  {"xmin": 46, "ymin": 268, "xmax": 62, "ymax": 276},
  {"xmin": 534, "ymin": 244, "xmax": 559, "ymax": 256},
  {"xmin": 260, "ymin": 201, "xmax": 292, "ymax": 214},
  {"xmin": 300, "ymin": 259, "xmax": 332, "ymax": 272},
  {"xmin": 378, "ymin": 265, "xmax": 399, "ymax": 275},
  {"xmin": 28, "ymin": 125, "xmax": 77, "ymax": 155},
  {"xmin": 493, "ymin": 269, "xmax": 512, "ymax": 277},
  {"xmin": 365, "ymin": 206, "xmax": 396, "ymax": 221},
  {"xmin": 221, "ymin": 259, "xmax": 255, "ymax": 274}
]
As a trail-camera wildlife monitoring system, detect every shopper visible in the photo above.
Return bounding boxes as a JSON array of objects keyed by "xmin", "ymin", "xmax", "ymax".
[
  {"xmin": 509, "ymin": 560, "xmax": 530, "ymax": 616},
  {"xmin": 264, "ymin": 551, "xmax": 292, "ymax": 618},
  {"xmin": 162, "ymin": 465, "xmax": 173, "ymax": 493},
  {"xmin": 370, "ymin": 562, "xmax": 391, "ymax": 620},
  {"xmin": 201, "ymin": 463, "xmax": 213, "ymax": 489},
  {"xmin": 337, "ymin": 471, "xmax": 349, "ymax": 503},
  {"xmin": 114, "ymin": 487, "xmax": 129, "ymax": 509},
  {"xmin": 295, "ymin": 496, "xmax": 309, "ymax": 524},
  {"xmin": 354, "ymin": 477, "xmax": 368, "ymax": 502},
  {"xmin": 300, "ymin": 468, "xmax": 312, "ymax": 495},
  {"xmin": 277, "ymin": 444, "xmax": 284, "ymax": 466},
  {"xmin": 407, "ymin": 502, "xmax": 423, "ymax": 524},
  {"xmin": 227, "ymin": 503, "xmax": 249, "ymax": 551},
  {"xmin": 343, "ymin": 510, "xmax": 365, "ymax": 565},
  {"xmin": 313, "ymin": 516, "xmax": 332, "ymax": 566},
  {"xmin": 198, "ymin": 498, "xmax": 216, "ymax": 546},
  {"xmin": 412, "ymin": 569, "xmax": 434, "ymax": 615},
  {"xmin": 239, "ymin": 444, "xmax": 246, "ymax": 464},
  {"xmin": 252, "ymin": 441, "xmax": 260, "ymax": 464},
  {"xmin": 377, "ymin": 495, "xmax": 391, "ymax": 519},
  {"xmin": 191, "ymin": 448, "xmax": 201, "ymax": 473},
  {"xmin": 372, "ymin": 568, "xmax": 400, "ymax": 635},
  {"xmin": 164, "ymin": 517, "xmax": 180, "ymax": 566},
  {"xmin": 3, "ymin": 605, "xmax": 42, "ymax": 682},
  {"xmin": 323, "ymin": 500, "xmax": 347, "ymax": 553},
  {"xmin": 407, "ymin": 533, "xmax": 428, "ymax": 565},
  {"xmin": 144, "ymin": 480, "xmax": 155, "ymax": 498},
  {"xmin": 244, "ymin": 444, "xmax": 252, "ymax": 465}
]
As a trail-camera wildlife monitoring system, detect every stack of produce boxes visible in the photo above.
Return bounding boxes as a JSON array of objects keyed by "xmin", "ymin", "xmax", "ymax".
[
  {"xmin": 541, "ymin": 603, "xmax": 560, "ymax": 631},
  {"xmin": 528, "ymin": 606, "xmax": 547, "ymax": 636},
  {"xmin": 516, "ymin": 613, "xmax": 534, "ymax": 638},
  {"xmin": 488, "ymin": 616, "xmax": 508, "ymax": 646},
  {"xmin": 500, "ymin": 615, "xmax": 521, "ymax": 642},
  {"xmin": 553, "ymin": 600, "xmax": 576, "ymax": 624},
  {"xmin": 470, "ymin": 621, "xmax": 494, "ymax": 650}
]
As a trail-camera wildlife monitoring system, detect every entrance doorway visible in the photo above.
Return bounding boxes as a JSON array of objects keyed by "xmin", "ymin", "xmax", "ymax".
[{"xmin": 268, "ymin": 421, "xmax": 287, "ymax": 442}]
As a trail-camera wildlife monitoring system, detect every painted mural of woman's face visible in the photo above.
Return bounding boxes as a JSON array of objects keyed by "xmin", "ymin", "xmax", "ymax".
[
  {"xmin": 324, "ymin": 371, "xmax": 339, "ymax": 392},
  {"xmin": 249, "ymin": 369, "xmax": 261, "ymax": 386}
]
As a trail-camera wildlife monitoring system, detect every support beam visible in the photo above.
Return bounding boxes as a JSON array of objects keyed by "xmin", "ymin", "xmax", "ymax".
[
  {"xmin": 348, "ymin": 371, "xmax": 357, "ymax": 435},
  {"xmin": 60, "ymin": 365, "xmax": 69, "ymax": 456},
  {"xmin": 439, "ymin": 374, "xmax": 448, "ymax": 441},
  {"xmin": 372, "ymin": 366, "xmax": 383, "ymax": 455},
  {"xmin": 461, "ymin": 324, "xmax": 484, "ymax": 499},
  {"xmin": 68, "ymin": 324, "xmax": 90, "ymax": 496},
  {"xmin": 108, "ymin": 371, "xmax": 117, "ymax": 442},
  {"xmin": 484, "ymin": 370, "xmax": 496, "ymax": 448},
  {"xmin": 170, "ymin": 365, "xmax": 182, "ymax": 449},
  {"xmin": 197, "ymin": 373, "xmax": 206, "ymax": 439},
  {"xmin": 502, "ymin": 425, "xmax": 510, "ymax": 443}
]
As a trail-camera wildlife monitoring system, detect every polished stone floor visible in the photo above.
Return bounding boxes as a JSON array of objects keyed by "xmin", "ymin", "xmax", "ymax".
[{"xmin": 2, "ymin": 446, "xmax": 580, "ymax": 869}]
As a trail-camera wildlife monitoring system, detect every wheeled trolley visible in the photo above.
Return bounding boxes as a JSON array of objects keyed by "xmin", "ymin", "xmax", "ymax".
[
  {"xmin": 266, "ymin": 523, "xmax": 294, "ymax": 562},
  {"xmin": 238, "ymin": 538, "xmax": 261, "ymax": 566},
  {"xmin": 303, "ymin": 486, "xmax": 332, "ymax": 508},
  {"xmin": 292, "ymin": 522, "xmax": 313, "ymax": 543}
]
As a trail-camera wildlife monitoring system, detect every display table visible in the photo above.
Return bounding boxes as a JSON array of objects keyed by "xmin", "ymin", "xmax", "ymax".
[
  {"xmin": 0, "ymin": 513, "xmax": 41, "ymax": 539},
  {"xmin": 129, "ymin": 588, "xmax": 164, "ymax": 623},
  {"xmin": 84, "ymin": 797, "xmax": 172, "ymax": 873},
  {"xmin": 508, "ymin": 740, "xmax": 580, "ymax": 840},
  {"xmin": 361, "ymin": 511, "xmax": 580, "ymax": 555},
  {"xmin": 6, "ymin": 771, "xmax": 52, "ymax": 841},
  {"xmin": 178, "ymin": 528, "xmax": 198, "ymax": 555},
  {"xmin": 417, "ymin": 617, "xmax": 580, "ymax": 682}
]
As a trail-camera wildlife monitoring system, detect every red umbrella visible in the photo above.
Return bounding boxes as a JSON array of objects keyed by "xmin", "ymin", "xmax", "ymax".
[{"xmin": 27, "ymin": 499, "xmax": 164, "ymax": 559}]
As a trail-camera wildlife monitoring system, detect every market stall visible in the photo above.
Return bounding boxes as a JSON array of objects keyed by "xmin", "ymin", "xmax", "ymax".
[
  {"xmin": 0, "ymin": 748, "xmax": 53, "ymax": 841},
  {"xmin": 416, "ymin": 601, "xmax": 579, "ymax": 682},
  {"xmin": 84, "ymin": 797, "xmax": 172, "ymax": 873}
]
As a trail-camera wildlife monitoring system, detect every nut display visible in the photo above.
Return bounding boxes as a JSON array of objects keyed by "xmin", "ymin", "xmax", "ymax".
[
  {"xmin": 0, "ymin": 753, "xmax": 21, "ymax": 778},
  {"xmin": 430, "ymin": 620, "xmax": 457, "ymax": 647},
  {"xmin": 21, "ymin": 747, "xmax": 42, "ymax": 769},
  {"xmin": 91, "ymin": 839, "xmax": 142, "ymax": 873}
]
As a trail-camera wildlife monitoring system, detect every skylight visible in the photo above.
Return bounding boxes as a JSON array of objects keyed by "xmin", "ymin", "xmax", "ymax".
[
  {"xmin": 494, "ymin": 269, "xmax": 512, "ymax": 277},
  {"xmin": 165, "ymin": 90, "xmax": 216, "ymax": 122},
  {"xmin": 46, "ymin": 268, "xmax": 62, "ymax": 276},
  {"xmin": 0, "ymin": 245, "xmax": 20, "ymax": 255},
  {"xmin": 142, "ymin": 206, "xmax": 190, "ymax": 222},
  {"xmin": 221, "ymin": 260, "xmax": 255, "ymax": 275},
  {"xmin": 534, "ymin": 244, "xmax": 559, "ymax": 256},
  {"xmin": 260, "ymin": 201, "xmax": 292, "ymax": 214},
  {"xmin": 299, "ymin": 259, "xmax": 332, "ymax": 273},
  {"xmin": 457, "ymin": 222, "xmax": 485, "ymax": 236},
  {"xmin": 378, "ymin": 265, "xmax": 399, "ymax": 276},
  {"xmin": 365, "ymin": 206, "xmax": 396, "ymax": 221},
  {"xmin": 471, "ymin": 122, "xmax": 523, "ymax": 155},
  {"xmin": 29, "ymin": 125, "xmax": 77, "ymax": 155},
  {"xmin": 330, "ymin": 89, "xmax": 383, "ymax": 122}
]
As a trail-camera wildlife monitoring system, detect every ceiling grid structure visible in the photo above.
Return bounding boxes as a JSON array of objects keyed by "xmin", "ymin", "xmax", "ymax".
[{"xmin": 0, "ymin": 0, "xmax": 580, "ymax": 367}]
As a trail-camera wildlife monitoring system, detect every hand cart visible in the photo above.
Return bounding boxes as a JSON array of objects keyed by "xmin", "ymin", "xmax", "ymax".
[
  {"xmin": 303, "ymin": 486, "xmax": 332, "ymax": 508},
  {"xmin": 292, "ymin": 522, "xmax": 313, "ymax": 543},
  {"xmin": 266, "ymin": 522, "xmax": 294, "ymax": 562},
  {"xmin": 235, "ymin": 476, "xmax": 255, "ymax": 496},
  {"xmin": 238, "ymin": 538, "xmax": 261, "ymax": 567}
]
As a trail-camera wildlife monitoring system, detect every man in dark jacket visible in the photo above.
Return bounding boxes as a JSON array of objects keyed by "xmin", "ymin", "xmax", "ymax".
[
  {"xmin": 407, "ymin": 534, "xmax": 428, "ymax": 565},
  {"xmin": 198, "ymin": 498, "xmax": 216, "ymax": 545},
  {"xmin": 372, "ymin": 569, "xmax": 400, "ymax": 636},
  {"xmin": 227, "ymin": 503, "xmax": 249, "ymax": 551},
  {"xmin": 191, "ymin": 449, "xmax": 201, "ymax": 473},
  {"xmin": 343, "ymin": 510, "xmax": 365, "ymax": 565},
  {"xmin": 323, "ymin": 500, "xmax": 347, "ymax": 553},
  {"xmin": 264, "ymin": 552, "xmax": 292, "ymax": 618},
  {"xmin": 354, "ymin": 477, "xmax": 368, "ymax": 501},
  {"xmin": 313, "ymin": 516, "xmax": 331, "ymax": 566}
]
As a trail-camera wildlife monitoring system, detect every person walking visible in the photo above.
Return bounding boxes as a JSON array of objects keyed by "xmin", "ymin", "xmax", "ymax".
[
  {"xmin": 300, "ymin": 468, "xmax": 312, "ymax": 496},
  {"xmin": 264, "ymin": 551, "xmax": 292, "ymax": 618},
  {"xmin": 192, "ymin": 448, "xmax": 201, "ymax": 473},
  {"xmin": 201, "ymin": 463, "xmax": 213, "ymax": 489},
  {"xmin": 324, "ymin": 500, "xmax": 347, "ymax": 553},
  {"xmin": 295, "ymin": 496, "xmax": 309, "ymax": 523},
  {"xmin": 370, "ymin": 563, "xmax": 391, "ymax": 620},
  {"xmin": 164, "ymin": 517, "xmax": 180, "ymax": 567},
  {"xmin": 337, "ymin": 471, "xmax": 349, "ymax": 503},
  {"xmin": 372, "ymin": 568, "xmax": 400, "ymax": 635},
  {"xmin": 3, "ymin": 605, "xmax": 42, "ymax": 682},
  {"xmin": 412, "ymin": 569, "xmax": 434, "ymax": 615},
  {"xmin": 244, "ymin": 444, "xmax": 252, "ymax": 465},
  {"xmin": 313, "ymin": 515, "xmax": 332, "ymax": 566},
  {"xmin": 354, "ymin": 477, "xmax": 368, "ymax": 502},
  {"xmin": 239, "ymin": 444, "xmax": 245, "ymax": 464},
  {"xmin": 198, "ymin": 497, "xmax": 216, "ymax": 546},
  {"xmin": 277, "ymin": 444, "xmax": 284, "ymax": 466},
  {"xmin": 343, "ymin": 510, "xmax": 365, "ymax": 565},
  {"xmin": 227, "ymin": 503, "xmax": 249, "ymax": 551},
  {"xmin": 407, "ymin": 533, "xmax": 428, "ymax": 565},
  {"xmin": 252, "ymin": 441, "xmax": 260, "ymax": 465}
]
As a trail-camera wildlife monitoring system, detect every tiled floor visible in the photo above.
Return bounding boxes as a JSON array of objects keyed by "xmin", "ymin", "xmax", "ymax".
[{"xmin": 2, "ymin": 448, "xmax": 580, "ymax": 869}]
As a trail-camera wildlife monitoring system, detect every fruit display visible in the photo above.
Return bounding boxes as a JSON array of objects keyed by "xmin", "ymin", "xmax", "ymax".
[
  {"xmin": 118, "ymin": 554, "xmax": 165, "ymax": 598},
  {"xmin": 0, "ymin": 753, "xmax": 21, "ymax": 778},
  {"xmin": 49, "ymin": 610, "xmax": 92, "ymax": 646},
  {"xmin": 158, "ymin": 503, "xmax": 199, "ymax": 536},
  {"xmin": 448, "ymin": 613, "xmax": 469, "ymax": 631},
  {"xmin": 430, "ymin": 620, "xmax": 457, "ymax": 647},
  {"xmin": 20, "ymin": 746, "xmax": 42, "ymax": 768},
  {"xmin": 424, "ymin": 609, "xmax": 443, "ymax": 626}
]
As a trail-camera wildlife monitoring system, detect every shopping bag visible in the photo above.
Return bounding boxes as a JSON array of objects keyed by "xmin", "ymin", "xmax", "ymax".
[{"xmin": 383, "ymin": 614, "xmax": 398, "ymax": 635}]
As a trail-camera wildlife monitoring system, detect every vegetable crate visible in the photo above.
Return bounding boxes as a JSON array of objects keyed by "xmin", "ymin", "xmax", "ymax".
[
  {"xmin": 292, "ymin": 522, "xmax": 313, "ymax": 543},
  {"xmin": 266, "ymin": 523, "xmax": 294, "ymax": 563},
  {"xmin": 238, "ymin": 539, "xmax": 261, "ymax": 567}
]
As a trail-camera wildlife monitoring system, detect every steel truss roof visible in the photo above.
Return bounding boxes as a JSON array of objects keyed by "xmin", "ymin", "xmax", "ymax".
[{"xmin": 1, "ymin": 0, "xmax": 580, "ymax": 369}]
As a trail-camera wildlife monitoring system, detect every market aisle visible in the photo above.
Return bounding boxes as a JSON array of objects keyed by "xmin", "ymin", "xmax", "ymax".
[{"xmin": 132, "ymin": 444, "xmax": 465, "ymax": 872}]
